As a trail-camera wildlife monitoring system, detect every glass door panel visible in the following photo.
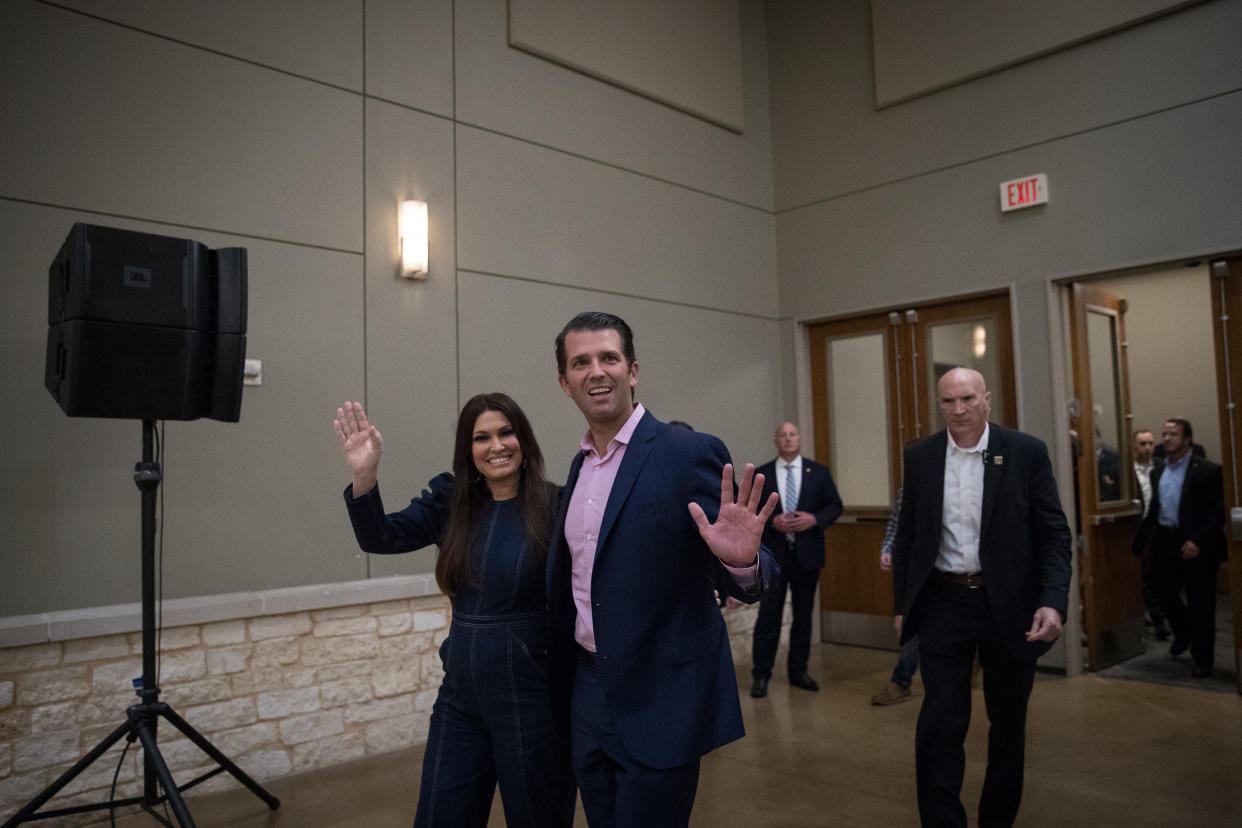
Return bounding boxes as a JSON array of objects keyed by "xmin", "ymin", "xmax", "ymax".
[
  {"xmin": 827, "ymin": 333, "xmax": 891, "ymax": 508},
  {"xmin": 926, "ymin": 316, "xmax": 1006, "ymax": 433},
  {"xmin": 1085, "ymin": 309, "xmax": 1127, "ymax": 504}
]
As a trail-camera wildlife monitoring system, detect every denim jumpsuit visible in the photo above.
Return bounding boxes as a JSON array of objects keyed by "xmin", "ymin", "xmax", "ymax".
[{"xmin": 344, "ymin": 473, "xmax": 575, "ymax": 827}]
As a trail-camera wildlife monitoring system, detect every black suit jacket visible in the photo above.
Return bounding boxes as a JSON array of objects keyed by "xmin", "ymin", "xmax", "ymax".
[
  {"xmin": 1133, "ymin": 454, "xmax": 1226, "ymax": 562},
  {"xmin": 756, "ymin": 456, "xmax": 842, "ymax": 570},
  {"xmin": 892, "ymin": 424, "xmax": 1072, "ymax": 661}
]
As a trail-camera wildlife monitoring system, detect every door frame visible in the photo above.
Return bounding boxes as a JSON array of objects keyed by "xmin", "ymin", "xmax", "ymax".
[{"xmin": 1048, "ymin": 251, "xmax": 1242, "ymax": 689}]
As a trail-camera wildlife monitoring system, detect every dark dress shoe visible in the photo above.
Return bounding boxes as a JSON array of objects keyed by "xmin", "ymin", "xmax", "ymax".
[
  {"xmin": 750, "ymin": 677, "xmax": 769, "ymax": 698},
  {"xmin": 1191, "ymin": 663, "xmax": 1213, "ymax": 678},
  {"xmin": 1169, "ymin": 637, "xmax": 1190, "ymax": 656},
  {"xmin": 789, "ymin": 672, "xmax": 820, "ymax": 692}
]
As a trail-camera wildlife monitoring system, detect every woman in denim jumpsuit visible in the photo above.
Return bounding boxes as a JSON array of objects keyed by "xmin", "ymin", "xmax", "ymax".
[{"xmin": 335, "ymin": 393, "xmax": 575, "ymax": 827}]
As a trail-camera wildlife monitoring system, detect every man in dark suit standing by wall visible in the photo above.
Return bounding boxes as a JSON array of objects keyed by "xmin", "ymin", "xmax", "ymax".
[
  {"xmin": 892, "ymin": 367, "xmax": 1071, "ymax": 828},
  {"xmin": 749, "ymin": 421, "xmax": 842, "ymax": 698},
  {"xmin": 1133, "ymin": 417, "xmax": 1226, "ymax": 678},
  {"xmin": 548, "ymin": 311, "xmax": 780, "ymax": 828}
]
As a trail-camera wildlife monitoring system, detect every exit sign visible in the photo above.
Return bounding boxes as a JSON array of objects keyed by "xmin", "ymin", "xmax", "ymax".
[{"xmin": 999, "ymin": 173, "xmax": 1048, "ymax": 212}]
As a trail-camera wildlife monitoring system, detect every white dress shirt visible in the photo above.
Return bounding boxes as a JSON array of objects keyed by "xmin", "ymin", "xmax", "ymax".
[
  {"xmin": 776, "ymin": 455, "xmax": 802, "ymax": 511},
  {"xmin": 1134, "ymin": 461, "xmax": 1154, "ymax": 517},
  {"xmin": 937, "ymin": 423, "xmax": 989, "ymax": 574}
]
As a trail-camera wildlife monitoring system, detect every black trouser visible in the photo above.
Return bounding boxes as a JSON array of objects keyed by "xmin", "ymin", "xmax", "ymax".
[
  {"xmin": 1150, "ymin": 526, "xmax": 1221, "ymax": 668},
  {"xmin": 914, "ymin": 575, "xmax": 1036, "ymax": 828},
  {"xmin": 1140, "ymin": 552, "xmax": 1166, "ymax": 628},
  {"xmin": 751, "ymin": 542, "xmax": 820, "ymax": 679}
]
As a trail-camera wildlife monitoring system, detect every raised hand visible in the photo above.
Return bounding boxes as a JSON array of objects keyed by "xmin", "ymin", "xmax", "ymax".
[
  {"xmin": 688, "ymin": 463, "xmax": 780, "ymax": 568},
  {"xmin": 334, "ymin": 401, "xmax": 383, "ymax": 495}
]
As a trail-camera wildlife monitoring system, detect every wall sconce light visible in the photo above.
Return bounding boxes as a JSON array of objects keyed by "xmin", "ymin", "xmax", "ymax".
[{"xmin": 399, "ymin": 200, "xmax": 428, "ymax": 278}]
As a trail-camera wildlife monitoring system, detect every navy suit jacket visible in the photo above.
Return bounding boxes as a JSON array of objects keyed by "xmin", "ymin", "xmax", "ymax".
[
  {"xmin": 756, "ymin": 456, "xmax": 842, "ymax": 570},
  {"xmin": 892, "ymin": 425, "xmax": 1072, "ymax": 661},
  {"xmin": 546, "ymin": 410, "xmax": 778, "ymax": 769}
]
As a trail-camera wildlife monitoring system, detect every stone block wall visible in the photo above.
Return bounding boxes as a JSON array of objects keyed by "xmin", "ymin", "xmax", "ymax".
[
  {"xmin": 0, "ymin": 595, "xmax": 450, "ymax": 824},
  {"xmin": 0, "ymin": 584, "xmax": 786, "ymax": 825}
]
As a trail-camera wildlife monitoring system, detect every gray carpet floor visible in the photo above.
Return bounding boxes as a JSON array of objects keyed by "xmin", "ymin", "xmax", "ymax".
[{"xmin": 1096, "ymin": 593, "xmax": 1236, "ymax": 693}]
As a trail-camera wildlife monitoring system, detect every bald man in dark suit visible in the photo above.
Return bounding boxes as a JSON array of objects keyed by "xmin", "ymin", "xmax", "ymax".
[{"xmin": 893, "ymin": 368, "xmax": 1071, "ymax": 828}]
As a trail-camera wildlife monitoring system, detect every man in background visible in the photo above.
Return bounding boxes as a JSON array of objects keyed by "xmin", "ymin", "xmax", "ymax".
[
  {"xmin": 1133, "ymin": 418, "xmax": 1225, "ymax": 678},
  {"xmin": 1131, "ymin": 429, "xmax": 1169, "ymax": 641},
  {"xmin": 750, "ymin": 422, "xmax": 842, "ymax": 698}
]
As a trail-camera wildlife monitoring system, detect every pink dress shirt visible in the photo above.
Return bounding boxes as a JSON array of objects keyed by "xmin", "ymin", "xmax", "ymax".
[{"xmin": 565, "ymin": 404, "xmax": 759, "ymax": 652}]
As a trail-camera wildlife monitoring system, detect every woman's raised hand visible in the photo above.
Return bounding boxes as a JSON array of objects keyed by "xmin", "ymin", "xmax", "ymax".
[{"xmin": 334, "ymin": 401, "xmax": 383, "ymax": 495}]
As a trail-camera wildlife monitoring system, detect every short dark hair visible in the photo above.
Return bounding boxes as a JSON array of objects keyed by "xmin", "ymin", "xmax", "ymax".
[
  {"xmin": 1165, "ymin": 417, "xmax": 1193, "ymax": 441},
  {"xmin": 555, "ymin": 311, "xmax": 636, "ymax": 376}
]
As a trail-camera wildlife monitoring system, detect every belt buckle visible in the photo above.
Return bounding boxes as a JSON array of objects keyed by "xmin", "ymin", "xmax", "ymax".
[{"xmin": 966, "ymin": 573, "xmax": 982, "ymax": 589}]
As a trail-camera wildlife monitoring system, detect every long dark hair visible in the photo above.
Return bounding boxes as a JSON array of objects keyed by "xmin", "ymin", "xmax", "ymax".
[{"xmin": 436, "ymin": 393, "xmax": 555, "ymax": 596}]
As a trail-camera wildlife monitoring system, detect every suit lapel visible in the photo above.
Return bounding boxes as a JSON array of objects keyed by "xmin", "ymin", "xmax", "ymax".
[
  {"xmin": 929, "ymin": 432, "xmax": 947, "ymax": 533},
  {"xmin": 979, "ymin": 424, "xmax": 1006, "ymax": 543},
  {"xmin": 798, "ymin": 462, "xmax": 815, "ymax": 508},
  {"xmin": 549, "ymin": 450, "xmax": 586, "ymax": 596},
  {"xmin": 595, "ymin": 411, "xmax": 657, "ymax": 556}
]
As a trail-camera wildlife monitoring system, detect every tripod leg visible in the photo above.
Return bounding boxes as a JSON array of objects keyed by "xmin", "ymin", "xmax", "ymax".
[
  {"xmin": 132, "ymin": 720, "xmax": 196, "ymax": 828},
  {"xmin": 0, "ymin": 721, "xmax": 132, "ymax": 828},
  {"xmin": 156, "ymin": 705, "xmax": 281, "ymax": 810}
]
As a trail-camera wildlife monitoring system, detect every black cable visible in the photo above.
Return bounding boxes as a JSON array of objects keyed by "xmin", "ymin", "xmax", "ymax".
[{"xmin": 107, "ymin": 738, "xmax": 132, "ymax": 827}]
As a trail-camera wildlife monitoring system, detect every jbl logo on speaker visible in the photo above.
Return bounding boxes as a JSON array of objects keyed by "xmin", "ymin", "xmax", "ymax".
[{"xmin": 124, "ymin": 266, "xmax": 152, "ymax": 288}]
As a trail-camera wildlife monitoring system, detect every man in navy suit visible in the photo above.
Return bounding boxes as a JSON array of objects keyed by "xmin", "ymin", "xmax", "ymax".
[
  {"xmin": 892, "ymin": 368, "xmax": 1071, "ymax": 828},
  {"xmin": 1133, "ymin": 417, "xmax": 1226, "ymax": 678},
  {"xmin": 749, "ymin": 422, "xmax": 842, "ymax": 698},
  {"xmin": 547, "ymin": 311, "xmax": 779, "ymax": 828}
]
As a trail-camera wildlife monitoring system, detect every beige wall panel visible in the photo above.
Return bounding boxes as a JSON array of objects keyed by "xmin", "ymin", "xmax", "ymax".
[
  {"xmin": 871, "ymin": 0, "xmax": 1198, "ymax": 106},
  {"xmin": 361, "ymin": 102, "xmax": 460, "ymax": 579},
  {"xmin": 1093, "ymin": 267, "xmax": 1220, "ymax": 461},
  {"xmin": 509, "ymin": 0, "xmax": 744, "ymax": 131},
  {"xmin": 456, "ymin": 127, "xmax": 779, "ymax": 318},
  {"xmin": 0, "ymin": 203, "xmax": 365, "ymax": 614},
  {"xmin": 455, "ymin": 0, "xmax": 774, "ymax": 208},
  {"xmin": 768, "ymin": 0, "xmax": 1242, "ymax": 211},
  {"xmin": 776, "ymin": 92, "xmax": 1242, "ymax": 325},
  {"xmin": 0, "ymin": 1, "xmax": 362, "ymax": 251},
  {"xmin": 456, "ymin": 272, "xmax": 785, "ymax": 480},
  {"xmin": 49, "ymin": 0, "xmax": 363, "ymax": 89},
  {"xmin": 775, "ymin": 92, "xmax": 1242, "ymax": 448},
  {"xmin": 366, "ymin": 0, "xmax": 454, "ymax": 116}
]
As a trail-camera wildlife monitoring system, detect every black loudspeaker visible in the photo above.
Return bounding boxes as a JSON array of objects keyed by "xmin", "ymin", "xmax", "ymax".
[{"xmin": 44, "ymin": 223, "xmax": 248, "ymax": 421}]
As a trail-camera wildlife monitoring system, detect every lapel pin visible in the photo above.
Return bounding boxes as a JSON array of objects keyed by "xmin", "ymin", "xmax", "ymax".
[{"xmin": 993, "ymin": 455, "xmax": 1004, "ymax": 465}]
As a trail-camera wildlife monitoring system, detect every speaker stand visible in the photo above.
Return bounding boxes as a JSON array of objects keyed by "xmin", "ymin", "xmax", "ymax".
[{"xmin": 3, "ymin": 420, "xmax": 280, "ymax": 827}]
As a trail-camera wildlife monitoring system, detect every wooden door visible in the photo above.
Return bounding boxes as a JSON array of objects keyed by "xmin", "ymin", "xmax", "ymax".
[
  {"xmin": 1068, "ymin": 283, "xmax": 1144, "ymax": 671},
  {"xmin": 809, "ymin": 291, "xmax": 1016, "ymax": 647},
  {"xmin": 1209, "ymin": 257, "xmax": 1242, "ymax": 693}
]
